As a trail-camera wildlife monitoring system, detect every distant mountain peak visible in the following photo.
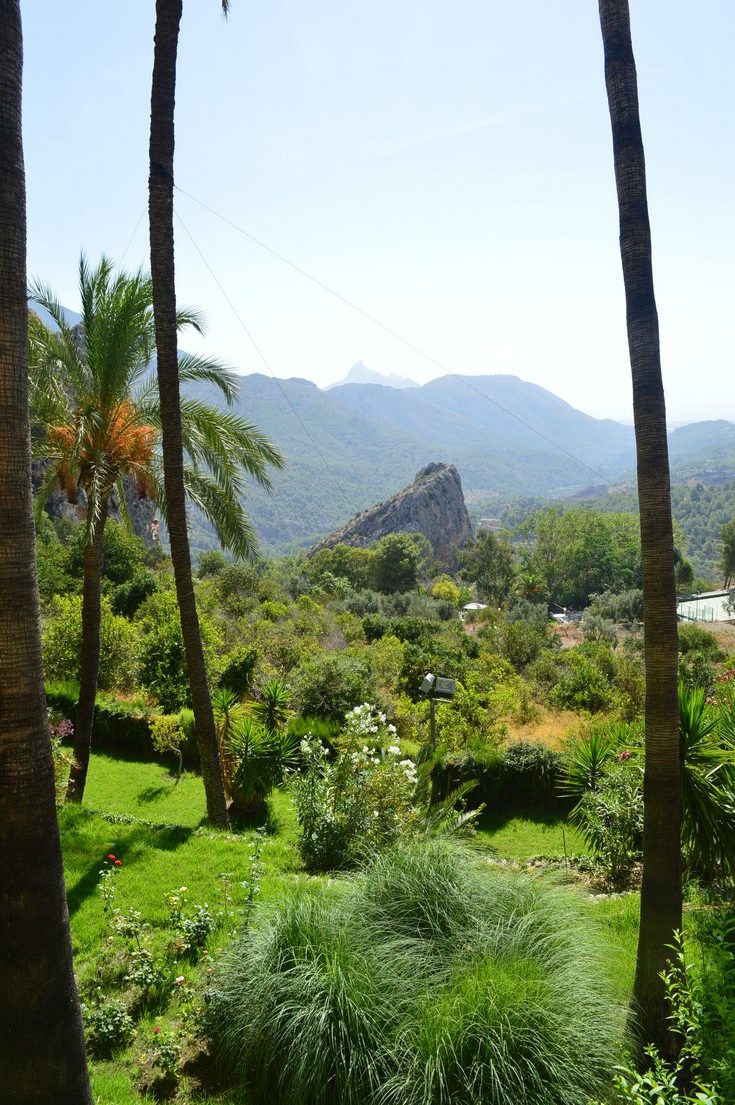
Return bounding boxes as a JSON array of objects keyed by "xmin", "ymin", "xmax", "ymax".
[{"xmin": 326, "ymin": 360, "xmax": 418, "ymax": 390}]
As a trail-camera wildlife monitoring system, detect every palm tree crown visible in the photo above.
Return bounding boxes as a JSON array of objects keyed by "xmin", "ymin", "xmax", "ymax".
[{"xmin": 30, "ymin": 254, "xmax": 283, "ymax": 558}]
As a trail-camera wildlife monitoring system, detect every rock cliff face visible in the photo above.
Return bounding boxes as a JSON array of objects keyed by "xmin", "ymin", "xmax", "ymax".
[
  {"xmin": 32, "ymin": 462, "xmax": 160, "ymax": 548},
  {"xmin": 312, "ymin": 462, "xmax": 472, "ymax": 565}
]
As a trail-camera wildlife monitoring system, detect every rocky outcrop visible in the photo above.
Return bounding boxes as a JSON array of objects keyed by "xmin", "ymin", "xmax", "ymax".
[
  {"xmin": 311, "ymin": 462, "xmax": 472, "ymax": 565},
  {"xmin": 32, "ymin": 461, "xmax": 160, "ymax": 548}
]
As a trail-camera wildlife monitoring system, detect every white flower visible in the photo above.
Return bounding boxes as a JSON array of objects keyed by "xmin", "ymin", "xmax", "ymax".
[{"xmin": 387, "ymin": 745, "xmax": 400, "ymax": 756}]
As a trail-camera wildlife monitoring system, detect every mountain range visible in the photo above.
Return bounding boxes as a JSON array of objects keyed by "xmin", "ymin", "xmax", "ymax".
[
  {"xmin": 30, "ymin": 302, "xmax": 735, "ymax": 554},
  {"xmin": 189, "ymin": 371, "xmax": 735, "ymax": 554}
]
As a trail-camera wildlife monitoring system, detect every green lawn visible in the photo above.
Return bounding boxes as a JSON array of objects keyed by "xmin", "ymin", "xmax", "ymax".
[
  {"xmin": 476, "ymin": 807, "xmax": 590, "ymax": 860},
  {"xmin": 83, "ymin": 750, "xmax": 209, "ymax": 827}
]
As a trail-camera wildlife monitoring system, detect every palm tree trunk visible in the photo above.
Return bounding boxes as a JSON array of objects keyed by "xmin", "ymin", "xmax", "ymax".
[
  {"xmin": 0, "ymin": 2, "xmax": 92, "ymax": 1098},
  {"xmin": 66, "ymin": 506, "xmax": 107, "ymax": 803},
  {"xmin": 598, "ymin": 0, "xmax": 682, "ymax": 1063},
  {"xmin": 148, "ymin": 0, "xmax": 228, "ymax": 827}
]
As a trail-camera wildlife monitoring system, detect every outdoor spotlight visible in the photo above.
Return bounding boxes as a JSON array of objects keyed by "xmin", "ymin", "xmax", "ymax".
[{"xmin": 419, "ymin": 672, "xmax": 436, "ymax": 696}]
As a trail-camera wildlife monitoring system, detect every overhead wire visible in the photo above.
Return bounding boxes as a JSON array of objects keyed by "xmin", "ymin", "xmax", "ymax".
[
  {"xmin": 173, "ymin": 183, "xmax": 616, "ymax": 489},
  {"xmin": 118, "ymin": 208, "xmax": 146, "ymax": 266},
  {"xmin": 174, "ymin": 208, "xmax": 362, "ymax": 519}
]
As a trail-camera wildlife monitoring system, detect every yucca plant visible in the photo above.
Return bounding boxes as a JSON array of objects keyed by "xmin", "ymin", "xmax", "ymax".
[
  {"xmin": 212, "ymin": 683, "xmax": 298, "ymax": 819},
  {"xmin": 227, "ymin": 717, "xmax": 299, "ymax": 819},
  {"xmin": 678, "ymin": 684, "xmax": 735, "ymax": 881},
  {"xmin": 250, "ymin": 677, "xmax": 293, "ymax": 734},
  {"xmin": 558, "ymin": 723, "xmax": 634, "ymax": 804}
]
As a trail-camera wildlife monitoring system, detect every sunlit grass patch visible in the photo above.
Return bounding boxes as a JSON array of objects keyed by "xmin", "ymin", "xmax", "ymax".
[{"xmin": 476, "ymin": 810, "xmax": 589, "ymax": 860}]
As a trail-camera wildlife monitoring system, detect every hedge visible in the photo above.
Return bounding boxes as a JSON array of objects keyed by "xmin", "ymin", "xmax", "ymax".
[
  {"xmin": 45, "ymin": 681, "xmax": 200, "ymax": 767},
  {"xmin": 433, "ymin": 740, "xmax": 571, "ymax": 815}
]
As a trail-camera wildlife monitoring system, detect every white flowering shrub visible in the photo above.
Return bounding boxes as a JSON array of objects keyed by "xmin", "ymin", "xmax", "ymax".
[{"xmin": 291, "ymin": 704, "xmax": 421, "ymax": 871}]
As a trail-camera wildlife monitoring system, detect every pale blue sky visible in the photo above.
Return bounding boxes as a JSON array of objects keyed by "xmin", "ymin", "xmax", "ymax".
[{"xmin": 22, "ymin": 1, "xmax": 733, "ymax": 422}]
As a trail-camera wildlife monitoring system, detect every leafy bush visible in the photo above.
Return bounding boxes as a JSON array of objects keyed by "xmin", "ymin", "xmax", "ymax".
[
  {"xmin": 583, "ymin": 613, "xmax": 618, "ymax": 645},
  {"xmin": 218, "ymin": 645, "xmax": 258, "ymax": 698},
  {"xmin": 42, "ymin": 594, "xmax": 142, "ymax": 691},
  {"xmin": 210, "ymin": 840, "xmax": 620, "ymax": 1105},
  {"xmin": 431, "ymin": 576, "xmax": 461, "ymax": 605},
  {"xmin": 588, "ymin": 588, "xmax": 644, "ymax": 624},
  {"xmin": 167, "ymin": 889, "xmax": 214, "ymax": 959},
  {"xmin": 501, "ymin": 740, "xmax": 564, "ymax": 805},
  {"xmin": 533, "ymin": 645, "xmax": 618, "ymax": 714},
  {"xmin": 196, "ymin": 548, "xmax": 228, "ymax": 577},
  {"xmin": 678, "ymin": 650, "xmax": 716, "ymax": 693},
  {"xmin": 434, "ymin": 741, "xmax": 564, "ymax": 813},
  {"xmin": 292, "ymin": 651, "xmax": 377, "ymax": 723},
  {"xmin": 150, "ymin": 714, "xmax": 187, "ymax": 782},
  {"xmin": 572, "ymin": 764, "xmax": 643, "ymax": 884},
  {"xmin": 678, "ymin": 623, "xmax": 723, "ymax": 659},
  {"xmin": 137, "ymin": 590, "xmax": 220, "ymax": 712},
  {"xmin": 82, "ymin": 999, "xmax": 134, "ymax": 1057},
  {"xmin": 110, "ymin": 568, "xmax": 158, "ymax": 617}
]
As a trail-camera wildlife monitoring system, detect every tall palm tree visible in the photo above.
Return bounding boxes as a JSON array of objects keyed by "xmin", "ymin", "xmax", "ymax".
[
  {"xmin": 0, "ymin": 2, "xmax": 92, "ymax": 1098},
  {"xmin": 598, "ymin": 0, "xmax": 682, "ymax": 1062},
  {"xmin": 30, "ymin": 255, "xmax": 282, "ymax": 808},
  {"xmin": 149, "ymin": 0, "xmax": 233, "ymax": 828}
]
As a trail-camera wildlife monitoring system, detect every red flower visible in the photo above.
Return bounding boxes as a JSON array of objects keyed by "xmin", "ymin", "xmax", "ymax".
[
  {"xmin": 153, "ymin": 1026, "xmax": 160, "ymax": 1035},
  {"xmin": 114, "ymin": 859, "xmax": 122, "ymax": 867},
  {"xmin": 107, "ymin": 854, "xmax": 116, "ymax": 861}
]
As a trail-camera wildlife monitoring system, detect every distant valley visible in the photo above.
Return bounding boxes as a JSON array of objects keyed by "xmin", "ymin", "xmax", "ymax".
[
  {"xmin": 32, "ymin": 303, "xmax": 735, "ymax": 563},
  {"xmin": 189, "ymin": 368, "xmax": 735, "ymax": 561}
]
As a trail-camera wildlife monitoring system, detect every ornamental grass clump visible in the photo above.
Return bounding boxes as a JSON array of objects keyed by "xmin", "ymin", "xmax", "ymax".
[{"xmin": 210, "ymin": 840, "xmax": 621, "ymax": 1105}]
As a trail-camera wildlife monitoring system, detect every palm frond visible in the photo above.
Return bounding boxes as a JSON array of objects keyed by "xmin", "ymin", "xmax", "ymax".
[
  {"xmin": 178, "ymin": 465, "xmax": 260, "ymax": 562},
  {"xmin": 175, "ymin": 306, "xmax": 204, "ymax": 335},
  {"xmin": 177, "ymin": 352, "xmax": 240, "ymax": 404},
  {"xmin": 178, "ymin": 398, "xmax": 284, "ymax": 489}
]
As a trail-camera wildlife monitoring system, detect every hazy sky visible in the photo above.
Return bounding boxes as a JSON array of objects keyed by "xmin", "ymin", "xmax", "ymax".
[{"xmin": 22, "ymin": 2, "xmax": 733, "ymax": 424}]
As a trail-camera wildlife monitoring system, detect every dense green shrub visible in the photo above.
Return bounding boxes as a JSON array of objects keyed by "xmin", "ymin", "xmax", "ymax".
[
  {"xmin": 588, "ymin": 588, "xmax": 644, "ymax": 624},
  {"xmin": 678, "ymin": 623, "xmax": 723, "ymax": 659},
  {"xmin": 82, "ymin": 999, "xmax": 134, "ymax": 1058},
  {"xmin": 46, "ymin": 682, "xmax": 201, "ymax": 764},
  {"xmin": 137, "ymin": 590, "xmax": 220, "ymax": 712},
  {"xmin": 110, "ymin": 568, "xmax": 159, "ymax": 617},
  {"xmin": 210, "ymin": 840, "xmax": 620, "ymax": 1105},
  {"xmin": 434, "ymin": 740, "xmax": 564, "ymax": 813},
  {"xmin": 338, "ymin": 590, "xmax": 382, "ymax": 618},
  {"xmin": 679, "ymin": 650, "xmax": 717, "ymax": 693},
  {"xmin": 213, "ymin": 562, "xmax": 261, "ymax": 614},
  {"xmin": 42, "ymin": 594, "xmax": 142, "ymax": 691},
  {"xmin": 370, "ymin": 533, "xmax": 426, "ymax": 594},
  {"xmin": 218, "ymin": 646, "xmax": 258, "ymax": 697},
  {"xmin": 292, "ymin": 652, "xmax": 377, "ymax": 723},
  {"xmin": 530, "ymin": 644, "xmax": 619, "ymax": 714},
  {"xmin": 35, "ymin": 515, "xmax": 79, "ymax": 604},
  {"xmin": 572, "ymin": 765, "xmax": 643, "ymax": 884},
  {"xmin": 583, "ymin": 613, "xmax": 618, "ymax": 646},
  {"xmin": 196, "ymin": 548, "xmax": 228, "ymax": 577}
]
